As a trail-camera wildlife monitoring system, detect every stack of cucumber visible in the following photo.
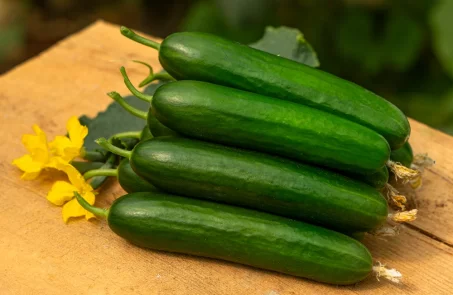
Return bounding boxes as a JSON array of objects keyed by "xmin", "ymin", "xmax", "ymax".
[{"xmin": 78, "ymin": 27, "xmax": 420, "ymax": 285}]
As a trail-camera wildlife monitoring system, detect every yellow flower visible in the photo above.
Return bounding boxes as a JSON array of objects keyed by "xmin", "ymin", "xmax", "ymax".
[
  {"xmin": 12, "ymin": 125, "xmax": 51, "ymax": 180},
  {"xmin": 12, "ymin": 116, "xmax": 88, "ymax": 180},
  {"xmin": 49, "ymin": 116, "xmax": 88, "ymax": 162},
  {"xmin": 47, "ymin": 160, "xmax": 96, "ymax": 223}
]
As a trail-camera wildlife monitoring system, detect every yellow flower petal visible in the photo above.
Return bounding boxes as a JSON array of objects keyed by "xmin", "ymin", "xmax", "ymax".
[
  {"xmin": 85, "ymin": 211, "xmax": 96, "ymax": 221},
  {"xmin": 47, "ymin": 181, "xmax": 78, "ymax": 206},
  {"xmin": 48, "ymin": 116, "xmax": 87, "ymax": 162},
  {"xmin": 49, "ymin": 136, "xmax": 79, "ymax": 162},
  {"xmin": 62, "ymin": 191, "xmax": 95, "ymax": 223},
  {"xmin": 49, "ymin": 135, "xmax": 72, "ymax": 159},
  {"xmin": 67, "ymin": 116, "xmax": 88, "ymax": 149},
  {"xmin": 22, "ymin": 125, "xmax": 48, "ymax": 155},
  {"xmin": 53, "ymin": 161, "xmax": 93, "ymax": 193},
  {"xmin": 12, "ymin": 154, "xmax": 43, "ymax": 180}
]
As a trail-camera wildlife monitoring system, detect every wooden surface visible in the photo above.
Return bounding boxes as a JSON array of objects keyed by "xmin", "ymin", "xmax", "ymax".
[{"xmin": 1, "ymin": 20, "xmax": 453, "ymax": 295}]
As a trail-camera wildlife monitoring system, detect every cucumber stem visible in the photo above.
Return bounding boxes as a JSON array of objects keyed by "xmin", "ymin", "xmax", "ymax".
[
  {"xmin": 133, "ymin": 60, "xmax": 175, "ymax": 87},
  {"xmin": 120, "ymin": 26, "xmax": 161, "ymax": 50},
  {"xmin": 74, "ymin": 192, "xmax": 109, "ymax": 219},
  {"xmin": 80, "ymin": 148, "xmax": 107, "ymax": 162},
  {"xmin": 89, "ymin": 153, "xmax": 117, "ymax": 190},
  {"xmin": 96, "ymin": 137, "xmax": 132, "ymax": 159},
  {"xmin": 110, "ymin": 131, "xmax": 142, "ymax": 141},
  {"xmin": 84, "ymin": 168, "xmax": 118, "ymax": 180},
  {"xmin": 120, "ymin": 66, "xmax": 153, "ymax": 103},
  {"xmin": 107, "ymin": 91, "xmax": 148, "ymax": 120}
]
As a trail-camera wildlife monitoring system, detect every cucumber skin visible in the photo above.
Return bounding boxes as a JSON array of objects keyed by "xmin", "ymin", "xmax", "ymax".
[
  {"xmin": 152, "ymin": 81, "xmax": 390, "ymax": 175},
  {"xmin": 346, "ymin": 166, "xmax": 389, "ymax": 190},
  {"xmin": 390, "ymin": 142, "xmax": 413, "ymax": 168},
  {"xmin": 148, "ymin": 114, "xmax": 178, "ymax": 137},
  {"xmin": 108, "ymin": 192, "xmax": 373, "ymax": 285},
  {"xmin": 130, "ymin": 137, "xmax": 388, "ymax": 233},
  {"xmin": 117, "ymin": 158, "xmax": 157, "ymax": 193},
  {"xmin": 158, "ymin": 32, "xmax": 410, "ymax": 149}
]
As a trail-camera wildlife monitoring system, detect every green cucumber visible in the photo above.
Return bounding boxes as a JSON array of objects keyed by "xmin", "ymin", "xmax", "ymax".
[
  {"xmin": 97, "ymin": 136, "xmax": 388, "ymax": 233},
  {"xmin": 346, "ymin": 166, "xmax": 389, "ymax": 190},
  {"xmin": 84, "ymin": 158, "xmax": 157, "ymax": 193},
  {"xmin": 117, "ymin": 158, "xmax": 158, "ymax": 193},
  {"xmin": 121, "ymin": 27, "xmax": 410, "ymax": 149},
  {"xmin": 390, "ymin": 142, "xmax": 413, "ymax": 168},
  {"xmin": 76, "ymin": 191, "xmax": 373, "ymax": 285},
  {"xmin": 148, "ymin": 115, "xmax": 178, "ymax": 137},
  {"xmin": 151, "ymin": 80, "xmax": 390, "ymax": 175},
  {"xmin": 111, "ymin": 78, "xmax": 388, "ymax": 188}
]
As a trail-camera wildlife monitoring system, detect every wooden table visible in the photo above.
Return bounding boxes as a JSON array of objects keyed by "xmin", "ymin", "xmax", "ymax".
[{"xmin": 1, "ymin": 21, "xmax": 452, "ymax": 295}]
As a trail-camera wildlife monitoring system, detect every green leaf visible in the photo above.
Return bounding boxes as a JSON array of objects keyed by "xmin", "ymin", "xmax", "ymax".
[
  {"xmin": 431, "ymin": 0, "xmax": 453, "ymax": 79},
  {"xmin": 250, "ymin": 26, "xmax": 320, "ymax": 67}
]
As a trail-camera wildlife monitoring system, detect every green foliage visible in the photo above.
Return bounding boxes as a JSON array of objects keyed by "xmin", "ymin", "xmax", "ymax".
[
  {"xmin": 0, "ymin": 23, "xmax": 25, "ymax": 62},
  {"xmin": 337, "ymin": 6, "xmax": 424, "ymax": 74},
  {"xmin": 250, "ymin": 26, "xmax": 319, "ymax": 67},
  {"xmin": 181, "ymin": 0, "xmax": 276, "ymax": 43},
  {"xmin": 431, "ymin": 0, "xmax": 453, "ymax": 79}
]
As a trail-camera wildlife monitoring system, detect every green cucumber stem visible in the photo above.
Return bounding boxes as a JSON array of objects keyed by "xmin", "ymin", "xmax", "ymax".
[
  {"xmin": 109, "ymin": 131, "xmax": 142, "ymax": 141},
  {"xmin": 84, "ymin": 168, "xmax": 118, "ymax": 180},
  {"xmin": 120, "ymin": 26, "xmax": 161, "ymax": 50},
  {"xmin": 133, "ymin": 60, "xmax": 175, "ymax": 87},
  {"xmin": 107, "ymin": 91, "xmax": 147, "ymax": 120},
  {"xmin": 96, "ymin": 137, "xmax": 132, "ymax": 158},
  {"xmin": 120, "ymin": 66, "xmax": 153, "ymax": 103},
  {"xmin": 88, "ymin": 153, "xmax": 117, "ymax": 190},
  {"xmin": 153, "ymin": 72, "xmax": 175, "ymax": 82},
  {"xmin": 74, "ymin": 191, "xmax": 109, "ymax": 218},
  {"xmin": 80, "ymin": 148, "xmax": 107, "ymax": 162},
  {"xmin": 133, "ymin": 60, "xmax": 154, "ymax": 87}
]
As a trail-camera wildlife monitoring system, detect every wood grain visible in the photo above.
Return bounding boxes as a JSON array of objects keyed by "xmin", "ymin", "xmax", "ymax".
[{"xmin": 1, "ymin": 20, "xmax": 452, "ymax": 295}]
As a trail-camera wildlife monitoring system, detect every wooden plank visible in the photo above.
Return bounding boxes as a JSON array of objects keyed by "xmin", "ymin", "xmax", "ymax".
[
  {"xmin": 405, "ymin": 121, "xmax": 453, "ymax": 246},
  {"xmin": 1, "ymin": 20, "xmax": 452, "ymax": 294}
]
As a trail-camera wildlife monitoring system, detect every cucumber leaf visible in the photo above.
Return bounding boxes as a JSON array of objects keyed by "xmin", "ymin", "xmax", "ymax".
[{"xmin": 250, "ymin": 26, "xmax": 320, "ymax": 67}]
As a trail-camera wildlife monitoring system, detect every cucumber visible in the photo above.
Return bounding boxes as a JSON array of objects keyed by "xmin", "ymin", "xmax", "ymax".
[
  {"xmin": 98, "ymin": 136, "xmax": 388, "ymax": 233},
  {"xmin": 117, "ymin": 158, "xmax": 158, "ymax": 193},
  {"xmin": 390, "ymin": 142, "xmax": 413, "ymax": 168},
  {"xmin": 148, "ymin": 115, "xmax": 178, "ymax": 137},
  {"xmin": 76, "ymin": 192, "xmax": 373, "ymax": 285},
  {"xmin": 151, "ymin": 80, "xmax": 390, "ymax": 175},
  {"xmin": 121, "ymin": 28, "xmax": 410, "ymax": 149},
  {"xmin": 84, "ymin": 158, "xmax": 157, "ymax": 193},
  {"xmin": 346, "ymin": 166, "xmax": 389, "ymax": 190}
]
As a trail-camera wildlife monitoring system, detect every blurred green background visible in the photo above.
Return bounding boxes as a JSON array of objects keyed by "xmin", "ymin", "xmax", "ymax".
[{"xmin": 1, "ymin": 0, "xmax": 452, "ymax": 134}]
